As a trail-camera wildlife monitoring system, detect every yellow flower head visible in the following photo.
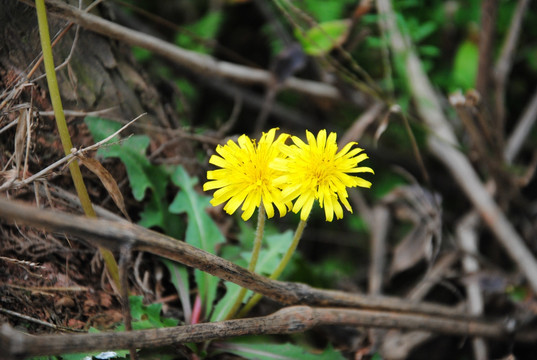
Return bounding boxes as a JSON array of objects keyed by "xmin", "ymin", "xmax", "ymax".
[
  {"xmin": 273, "ymin": 129, "xmax": 373, "ymax": 222},
  {"xmin": 203, "ymin": 128, "xmax": 289, "ymax": 221}
]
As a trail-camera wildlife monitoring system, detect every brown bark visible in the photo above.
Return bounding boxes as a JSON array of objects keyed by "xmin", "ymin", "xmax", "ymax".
[{"xmin": 2, "ymin": 305, "xmax": 535, "ymax": 358}]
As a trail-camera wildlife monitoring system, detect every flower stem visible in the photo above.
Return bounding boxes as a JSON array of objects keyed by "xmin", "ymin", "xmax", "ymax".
[
  {"xmin": 224, "ymin": 204, "xmax": 266, "ymax": 320},
  {"xmin": 238, "ymin": 218, "xmax": 307, "ymax": 318},
  {"xmin": 35, "ymin": 0, "xmax": 120, "ymax": 289}
]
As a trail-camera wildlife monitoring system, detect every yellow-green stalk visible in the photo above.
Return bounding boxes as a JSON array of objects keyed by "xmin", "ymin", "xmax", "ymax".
[
  {"xmin": 224, "ymin": 204, "xmax": 266, "ymax": 320},
  {"xmin": 238, "ymin": 218, "xmax": 307, "ymax": 317},
  {"xmin": 35, "ymin": 0, "xmax": 120, "ymax": 289}
]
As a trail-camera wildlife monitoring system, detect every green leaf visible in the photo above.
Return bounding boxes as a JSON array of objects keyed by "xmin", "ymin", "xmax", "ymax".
[
  {"xmin": 161, "ymin": 258, "xmax": 191, "ymax": 323},
  {"xmin": 132, "ymin": 46, "xmax": 152, "ymax": 62},
  {"xmin": 295, "ymin": 20, "xmax": 351, "ymax": 56},
  {"xmin": 452, "ymin": 40, "xmax": 478, "ymax": 90},
  {"xmin": 411, "ymin": 21, "xmax": 437, "ymax": 43},
  {"xmin": 118, "ymin": 295, "xmax": 178, "ymax": 331},
  {"xmin": 210, "ymin": 281, "xmax": 243, "ymax": 322},
  {"xmin": 104, "ymin": 136, "xmax": 152, "ymax": 201},
  {"xmin": 418, "ymin": 45, "xmax": 440, "ymax": 57},
  {"xmin": 211, "ymin": 231, "xmax": 293, "ymax": 322},
  {"xmin": 169, "ymin": 166, "xmax": 225, "ymax": 316},
  {"xmin": 175, "ymin": 12, "xmax": 223, "ymax": 54},
  {"xmin": 84, "ymin": 116, "xmax": 121, "ymax": 143},
  {"xmin": 169, "ymin": 166, "xmax": 225, "ymax": 255},
  {"xmin": 250, "ymin": 231, "xmax": 293, "ymax": 276},
  {"xmin": 303, "ymin": 0, "xmax": 348, "ymax": 22},
  {"xmin": 84, "ymin": 117, "xmax": 152, "ymax": 201},
  {"xmin": 215, "ymin": 340, "xmax": 345, "ymax": 360},
  {"xmin": 84, "ymin": 117, "xmax": 183, "ymax": 237}
]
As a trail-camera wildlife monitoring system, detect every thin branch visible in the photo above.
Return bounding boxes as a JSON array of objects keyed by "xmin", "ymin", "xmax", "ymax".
[
  {"xmin": 339, "ymin": 102, "xmax": 384, "ymax": 146},
  {"xmin": 494, "ymin": 0, "xmax": 530, "ymax": 128},
  {"xmin": 457, "ymin": 213, "xmax": 488, "ymax": 360},
  {"xmin": 375, "ymin": 0, "xmax": 537, "ymax": 293},
  {"xmin": 2, "ymin": 305, "xmax": 535, "ymax": 358},
  {"xmin": 505, "ymin": 86, "xmax": 537, "ymax": 164},
  {"xmin": 0, "ymin": 197, "xmax": 471, "ymax": 320},
  {"xmin": 475, "ymin": 0, "xmax": 500, "ymax": 148},
  {"xmin": 368, "ymin": 205, "xmax": 390, "ymax": 295},
  {"xmin": 18, "ymin": 0, "xmax": 355, "ymax": 104},
  {"xmin": 476, "ymin": 0, "xmax": 498, "ymax": 98},
  {"xmin": 0, "ymin": 308, "xmax": 67, "ymax": 333},
  {"xmin": 38, "ymin": 106, "xmax": 118, "ymax": 117}
]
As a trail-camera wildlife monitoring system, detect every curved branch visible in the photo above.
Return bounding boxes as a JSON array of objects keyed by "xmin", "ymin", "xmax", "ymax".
[{"xmin": 0, "ymin": 197, "xmax": 466, "ymax": 319}]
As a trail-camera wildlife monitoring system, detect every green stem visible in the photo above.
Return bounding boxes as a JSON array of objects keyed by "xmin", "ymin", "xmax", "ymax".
[
  {"xmin": 224, "ymin": 204, "xmax": 266, "ymax": 320},
  {"xmin": 238, "ymin": 218, "xmax": 307, "ymax": 318},
  {"xmin": 35, "ymin": 0, "xmax": 120, "ymax": 289}
]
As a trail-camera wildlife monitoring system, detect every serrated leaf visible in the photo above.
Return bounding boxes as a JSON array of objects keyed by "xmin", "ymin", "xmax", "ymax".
[
  {"xmin": 85, "ymin": 116, "xmax": 152, "ymax": 201},
  {"xmin": 101, "ymin": 135, "xmax": 152, "ymax": 201},
  {"xmin": 169, "ymin": 166, "xmax": 225, "ymax": 316},
  {"xmin": 85, "ymin": 117, "xmax": 182, "ymax": 237},
  {"xmin": 169, "ymin": 166, "xmax": 225, "ymax": 255},
  {"xmin": 295, "ymin": 20, "xmax": 351, "ymax": 56},
  {"xmin": 214, "ymin": 341, "xmax": 345, "ymax": 360},
  {"xmin": 120, "ymin": 295, "xmax": 178, "ymax": 331}
]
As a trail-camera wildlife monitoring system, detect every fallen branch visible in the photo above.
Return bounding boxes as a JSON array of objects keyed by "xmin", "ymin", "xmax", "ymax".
[
  {"xmin": 0, "ymin": 197, "xmax": 467, "ymax": 319},
  {"xmin": 2, "ymin": 305, "xmax": 534, "ymax": 358}
]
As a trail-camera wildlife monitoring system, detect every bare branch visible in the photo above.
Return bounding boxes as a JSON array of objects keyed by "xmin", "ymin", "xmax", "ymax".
[
  {"xmin": 17, "ymin": 0, "xmax": 358, "ymax": 104},
  {"xmin": 2, "ymin": 305, "xmax": 535, "ymax": 358},
  {"xmin": 494, "ymin": 0, "xmax": 531, "ymax": 127},
  {"xmin": 505, "ymin": 86, "xmax": 537, "ymax": 164},
  {"xmin": 476, "ymin": 0, "xmax": 499, "ymax": 99},
  {"xmin": 0, "ymin": 197, "xmax": 469, "ymax": 319}
]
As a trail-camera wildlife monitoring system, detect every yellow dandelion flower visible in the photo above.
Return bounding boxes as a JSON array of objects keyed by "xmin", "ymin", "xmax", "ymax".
[
  {"xmin": 203, "ymin": 128, "xmax": 289, "ymax": 221},
  {"xmin": 272, "ymin": 129, "xmax": 374, "ymax": 222}
]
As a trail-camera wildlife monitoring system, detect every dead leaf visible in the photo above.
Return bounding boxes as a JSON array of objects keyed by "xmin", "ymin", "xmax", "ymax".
[
  {"xmin": 0, "ymin": 169, "xmax": 17, "ymax": 187},
  {"xmin": 67, "ymin": 318, "xmax": 86, "ymax": 329},
  {"xmin": 83, "ymin": 298, "xmax": 98, "ymax": 313},
  {"xmin": 78, "ymin": 155, "xmax": 131, "ymax": 221},
  {"xmin": 55, "ymin": 296, "xmax": 75, "ymax": 309},
  {"xmin": 389, "ymin": 221, "xmax": 433, "ymax": 275},
  {"xmin": 99, "ymin": 292, "xmax": 113, "ymax": 308},
  {"xmin": 383, "ymin": 184, "xmax": 442, "ymax": 277}
]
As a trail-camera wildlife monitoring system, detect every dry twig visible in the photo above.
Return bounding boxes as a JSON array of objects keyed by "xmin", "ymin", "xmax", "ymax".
[{"xmin": 0, "ymin": 197, "xmax": 468, "ymax": 319}]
